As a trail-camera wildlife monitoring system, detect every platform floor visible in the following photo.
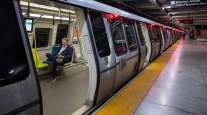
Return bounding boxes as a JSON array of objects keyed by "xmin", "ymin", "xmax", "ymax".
[
  {"xmin": 95, "ymin": 39, "xmax": 207, "ymax": 115},
  {"xmin": 135, "ymin": 39, "xmax": 207, "ymax": 115}
]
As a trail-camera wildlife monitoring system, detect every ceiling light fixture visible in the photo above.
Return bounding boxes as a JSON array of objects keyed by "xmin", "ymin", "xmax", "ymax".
[
  {"xmin": 170, "ymin": 1, "xmax": 176, "ymax": 5},
  {"xmin": 162, "ymin": 5, "xmax": 171, "ymax": 9},
  {"xmin": 22, "ymin": 12, "xmax": 70, "ymax": 21},
  {"xmin": 20, "ymin": 1, "xmax": 75, "ymax": 14}
]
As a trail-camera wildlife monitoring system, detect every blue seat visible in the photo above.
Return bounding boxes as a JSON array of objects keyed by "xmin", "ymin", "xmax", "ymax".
[{"xmin": 43, "ymin": 45, "xmax": 60, "ymax": 64}]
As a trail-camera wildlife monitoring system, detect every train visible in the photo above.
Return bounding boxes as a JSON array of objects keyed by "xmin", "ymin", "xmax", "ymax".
[{"xmin": 0, "ymin": 0, "xmax": 184, "ymax": 115}]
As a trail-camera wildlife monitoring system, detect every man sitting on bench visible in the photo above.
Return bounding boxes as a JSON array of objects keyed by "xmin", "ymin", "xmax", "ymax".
[{"xmin": 46, "ymin": 37, "xmax": 73, "ymax": 82}]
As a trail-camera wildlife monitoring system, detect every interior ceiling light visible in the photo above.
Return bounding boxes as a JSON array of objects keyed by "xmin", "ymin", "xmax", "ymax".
[
  {"xmin": 171, "ymin": 1, "xmax": 176, "ymax": 5},
  {"xmin": 162, "ymin": 5, "xmax": 171, "ymax": 9},
  {"xmin": 22, "ymin": 12, "xmax": 71, "ymax": 21},
  {"xmin": 20, "ymin": 1, "xmax": 75, "ymax": 14}
]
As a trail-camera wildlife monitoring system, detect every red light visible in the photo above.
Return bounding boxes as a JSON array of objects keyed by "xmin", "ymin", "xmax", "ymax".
[
  {"xmin": 105, "ymin": 13, "xmax": 121, "ymax": 22},
  {"xmin": 149, "ymin": 24, "xmax": 155, "ymax": 29},
  {"xmin": 114, "ymin": 14, "xmax": 119, "ymax": 18},
  {"xmin": 180, "ymin": 19, "xmax": 193, "ymax": 24}
]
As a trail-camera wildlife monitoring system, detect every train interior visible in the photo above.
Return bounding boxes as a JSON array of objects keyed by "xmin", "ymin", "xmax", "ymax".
[{"xmin": 20, "ymin": 0, "xmax": 93, "ymax": 114}]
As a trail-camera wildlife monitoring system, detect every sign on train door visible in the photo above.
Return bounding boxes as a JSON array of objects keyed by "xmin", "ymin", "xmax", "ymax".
[{"xmin": 0, "ymin": 1, "xmax": 42, "ymax": 114}]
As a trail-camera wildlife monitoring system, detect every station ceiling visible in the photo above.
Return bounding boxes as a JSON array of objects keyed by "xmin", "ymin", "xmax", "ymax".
[{"xmin": 97, "ymin": 0, "xmax": 207, "ymax": 28}]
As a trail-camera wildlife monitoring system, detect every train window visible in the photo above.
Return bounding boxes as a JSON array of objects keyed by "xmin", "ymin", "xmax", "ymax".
[
  {"xmin": 35, "ymin": 28, "xmax": 51, "ymax": 48},
  {"xmin": 89, "ymin": 11, "xmax": 111, "ymax": 57},
  {"xmin": 136, "ymin": 22, "xmax": 145, "ymax": 44},
  {"xmin": 167, "ymin": 29, "xmax": 173, "ymax": 39},
  {"xmin": 147, "ymin": 25, "xmax": 154, "ymax": 41},
  {"xmin": 152, "ymin": 28, "xmax": 158, "ymax": 42},
  {"xmin": 55, "ymin": 24, "xmax": 69, "ymax": 45},
  {"xmin": 123, "ymin": 19, "xmax": 137, "ymax": 51},
  {"xmin": 170, "ymin": 30, "xmax": 173, "ymax": 38},
  {"xmin": 109, "ymin": 18, "xmax": 128, "ymax": 56},
  {"xmin": 163, "ymin": 28, "xmax": 169, "ymax": 39},
  {"xmin": 149, "ymin": 25, "xmax": 160, "ymax": 42},
  {"xmin": 0, "ymin": 1, "xmax": 29, "ymax": 86},
  {"xmin": 156, "ymin": 27, "xmax": 162, "ymax": 40}
]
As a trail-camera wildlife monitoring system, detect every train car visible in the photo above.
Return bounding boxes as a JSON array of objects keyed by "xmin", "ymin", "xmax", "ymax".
[{"xmin": 0, "ymin": 0, "xmax": 184, "ymax": 115}]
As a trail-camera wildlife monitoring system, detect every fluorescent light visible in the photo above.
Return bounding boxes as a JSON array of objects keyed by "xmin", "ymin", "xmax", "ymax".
[
  {"xmin": 30, "ymin": 13, "xmax": 41, "ymax": 17},
  {"xmin": 60, "ymin": 9, "xmax": 74, "ymax": 13},
  {"xmin": 42, "ymin": 15, "xmax": 53, "ymax": 19},
  {"xmin": 20, "ymin": 1, "xmax": 75, "ymax": 14},
  {"xmin": 22, "ymin": 12, "xmax": 70, "ymax": 21},
  {"xmin": 162, "ymin": 5, "xmax": 171, "ymax": 9},
  {"xmin": 171, "ymin": 1, "xmax": 176, "ymax": 5}
]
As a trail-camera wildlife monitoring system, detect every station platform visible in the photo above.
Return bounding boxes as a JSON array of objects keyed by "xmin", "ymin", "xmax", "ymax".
[{"xmin": 94, "ymin": 38, "xmax": 207, "ymax": 115}]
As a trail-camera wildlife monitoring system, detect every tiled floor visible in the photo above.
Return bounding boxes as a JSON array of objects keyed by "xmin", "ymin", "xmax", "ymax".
[{"xmin": 135, "ymin": 40, "xmax": 207, "ymax": 115}]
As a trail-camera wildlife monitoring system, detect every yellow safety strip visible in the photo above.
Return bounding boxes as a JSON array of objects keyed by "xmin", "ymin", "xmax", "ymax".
[{"xmin": 95, "ymin": 40, "xmax": 181, "ymax": 115}]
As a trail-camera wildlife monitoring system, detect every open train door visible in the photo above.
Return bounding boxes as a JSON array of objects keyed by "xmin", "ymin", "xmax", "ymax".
[
  {"xmin": 0, "ymin": 1, "xmax": 42, "ymax": 115},
  {"xmin": 135, "ymin": 22, "xmax": 147, "ymax": 70},
  {"xmin": 139, "ymin": 22, "xmax": 152, "ymax": 66}
]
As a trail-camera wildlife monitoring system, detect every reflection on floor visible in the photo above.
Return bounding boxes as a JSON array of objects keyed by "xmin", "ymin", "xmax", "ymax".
[
  {"xmin": 40, "ymin": 64, "xmax": 89, "ymax": 115},
  {"xmin": 135, "ymin": 40, "xmax": 207, "ymax": 115}
]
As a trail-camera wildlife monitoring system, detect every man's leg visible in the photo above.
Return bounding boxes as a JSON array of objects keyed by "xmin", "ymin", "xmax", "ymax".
[
  {"xmin": 47, "ymin": 54, "xmax": 57, "ymax": 62},
  {"xmin": 51, "ymin": 62, "xmax": 58, "ymax": 80}
]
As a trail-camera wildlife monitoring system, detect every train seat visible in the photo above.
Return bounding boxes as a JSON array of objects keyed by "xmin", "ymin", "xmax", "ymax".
[
  {"xmin": 43, "ymin": 46, "xmax": 60, "ymax": 64},
  {"xmin": 32, "ymin": 49, "xmax": 48, "ymax": 69}
]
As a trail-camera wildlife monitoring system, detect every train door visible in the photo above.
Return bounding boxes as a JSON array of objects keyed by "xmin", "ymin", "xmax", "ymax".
[
  {"xmin": 153, "ymin": 26, "xmax": 162, "ymax": 57},
  {"xmin": 135, "ymin": 22, "xmax": 147, "ymax": 70},
  {"xmin": 164, "ymin": 29, "xmax": 171, "ymax": 48},
  {"xmin": 87, "ymin": 11, "xmax": 116, "ymax": 104},
  {"xmin": 147, "ymin": 24, "xmax": 160, "ymax": 61},
  {"xmin": 154, "ymin": 26, "xmax": 162, "ymax": 55},
  {"xmin": 0, "ymin": 1, "xmax": 42, "ymax": 114},
  {"xmin": 163, "ymin": 28, "xmax": 170, "ymax": 50},
  {"xmin": 172, "ymin": 30, "xmax": 176, "ymax": 43},
  {"xmin": 105, "ymin": 14, "xmax": 134, "ymax": 89},
  {"xmin": 159, "ymin": 27, "xmax": 165, "ymax": 53},
  {"xmin": 169, "ymin": 29, "xmax": 174, "ymax": 44},
  {"xmin": 122, "ymin": 19, "xmax": 139, "ymax": 77},
  {"xmin": 167, "ymin": 29, "xmax": 173, "ymax": 45},
  {"xmin": 140, "ymin": 22, "xmax": 152, "ymax": 66}
]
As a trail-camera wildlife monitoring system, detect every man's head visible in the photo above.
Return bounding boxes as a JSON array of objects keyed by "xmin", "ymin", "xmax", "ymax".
[{"xmin": 62, "ymin": 37, "xmax": 68, "ymax": 47}]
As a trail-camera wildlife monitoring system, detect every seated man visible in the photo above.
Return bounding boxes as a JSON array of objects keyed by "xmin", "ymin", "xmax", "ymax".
[{"xmin": 46, "ymin": 37, "xmax": 73, "ymax": 81}]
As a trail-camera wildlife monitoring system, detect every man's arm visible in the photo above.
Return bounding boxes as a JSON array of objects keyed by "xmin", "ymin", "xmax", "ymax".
[{"xmin": 62, "ymin": 47, "xmax": 74, "ymax": 62}]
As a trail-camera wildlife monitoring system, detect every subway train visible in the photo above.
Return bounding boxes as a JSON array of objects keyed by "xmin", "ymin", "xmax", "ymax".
[{"xmin": 0, "ymin": 0, "xmax": 184, "ymax": 115}]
